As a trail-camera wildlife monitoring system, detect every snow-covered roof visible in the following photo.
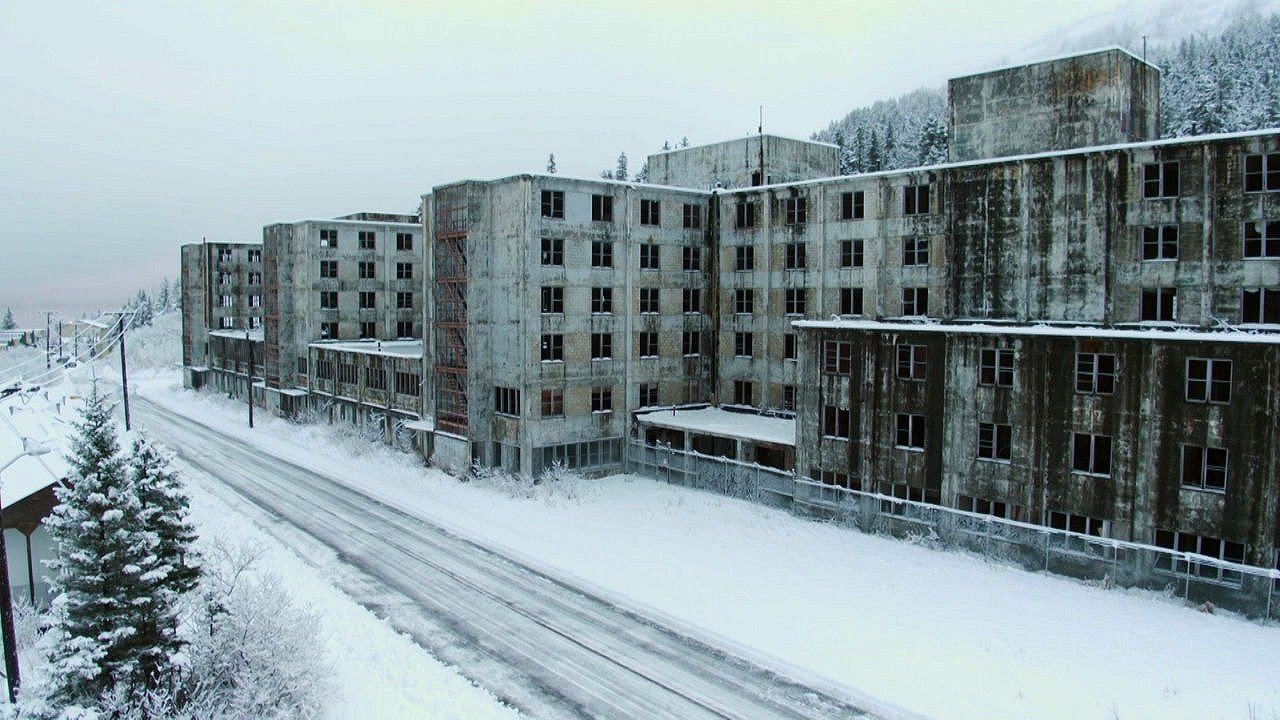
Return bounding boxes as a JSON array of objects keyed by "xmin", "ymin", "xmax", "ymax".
[
  {"xmin": 635, "ymin": 406, "xmax": 795, "ymax": 447},
  {"xmin": 647, "ymin": 133, "xmax": 840, "ymax": 156},
  {"xmin": 792, "ymin": 319, "xmax": 1280, "ymax": 345},
  {"xmin": 277, "ymin": 218, "xmax": 421, "ymax": 229},
  {"xmin": 949, "ymin": 45, "xmax": 1159, "ymax": 82},
  {"xmin": 209, "ymin": 328, "xmax": 264, "ymax": 342},
  {"xmin": 0, "ymin": 386, "xmax": 73, "ymax": 508},
  {"xmin": 309, "ymin": 339, "xmax": 423, "ymax": 359}
]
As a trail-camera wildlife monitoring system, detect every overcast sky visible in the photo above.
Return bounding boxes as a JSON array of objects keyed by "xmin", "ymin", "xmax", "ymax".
[{"xmin": 0, "ymin": 0, "xmax": 1147, "ymax": 327}]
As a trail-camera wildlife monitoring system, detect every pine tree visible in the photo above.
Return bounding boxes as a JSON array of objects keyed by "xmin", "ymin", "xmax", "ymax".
[
  {"xmin": 661, "ymin": 140, "xmax": 671, "ymax": 151},
  {"xmin": 635, "ymin": 160, "xmax": 649, "ymax": 183},
  {"xmin": 917, "ymin": 117, "xmax": 949, "ymax": 165},
  {"xmin": 615, "ymin": 152, "xmax": 628, "ymax": 182},
  {"xmin": 1, "ymin": 307, "xmax": 14, "ymax": 330},
  {"xmin": 171, "ymin": 277, "xmax": 182, "ymax": 310},
  {"xmin": 680, "ymin": 136, "xmax": 689, "ymax": 147},
  {"xmin": 155, "ymin": 280, "xmax": 170, "ymax": 314},
  {"xmin": 131, "ymin": 291, "xmax": 153, "ymax": 326},
  {"xmin": 46, "ymin": 389, "xmax": 165, "ymax": 703},
  {"xmin": 546, "ymin": 153, "xmax": 557, "ymax": 174}
]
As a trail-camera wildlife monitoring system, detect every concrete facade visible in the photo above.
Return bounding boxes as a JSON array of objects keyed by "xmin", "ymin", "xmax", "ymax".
[
  {"xmin": 646, "ymin": 134, "xmax": 839, "ymax": 190},
  {"xmin": 179, "ymin": 241, "xmax": 263, "ymax": 388}
]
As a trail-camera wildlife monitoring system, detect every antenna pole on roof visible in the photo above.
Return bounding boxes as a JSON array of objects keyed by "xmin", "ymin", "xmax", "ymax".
[{"xmin": 1142, "ymin": 35, "xmax": 1147, "ymax": 61}]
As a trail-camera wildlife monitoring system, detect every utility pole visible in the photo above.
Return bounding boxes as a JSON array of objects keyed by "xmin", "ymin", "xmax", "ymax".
[
  {"xmin": 246, "ymin": 326, "xmax": 254, "ymax": 428},
  {"xmin": 44, "ymin": 312, "xmax": 51, "ymax": 370},
  {"xmin": 57, "ymin": 320, "xmax": 63, "ymax": 362},
  {"xmin": 111, "ymin": 312, "xmax": 132, "ymax": 431}
]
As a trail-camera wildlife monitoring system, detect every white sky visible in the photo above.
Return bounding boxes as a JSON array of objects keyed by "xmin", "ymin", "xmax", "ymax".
[{"xmin": 0, "ymin": 0, "xmax": 1148, "ymax": 326}]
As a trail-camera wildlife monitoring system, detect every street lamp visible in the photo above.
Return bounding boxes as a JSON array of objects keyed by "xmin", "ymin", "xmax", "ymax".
[{"xmin": 0, "ymin": 437, "xmax": 51, "ymax": 703}]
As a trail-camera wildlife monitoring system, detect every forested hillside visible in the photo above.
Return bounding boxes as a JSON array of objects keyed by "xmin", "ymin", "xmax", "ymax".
[{"xmin": 812, "ymin": 10, "xmax": 1280, "ymax": 173}]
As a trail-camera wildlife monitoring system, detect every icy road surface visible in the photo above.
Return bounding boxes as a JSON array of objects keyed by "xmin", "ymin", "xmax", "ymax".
[{"xmin": 135, "ymin": 397, "xmax": 896, "ymax": 720}]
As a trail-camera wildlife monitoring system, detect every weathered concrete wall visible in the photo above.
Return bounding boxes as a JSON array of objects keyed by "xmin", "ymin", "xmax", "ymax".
[
  {"xmin": 796, "ymin": 323, "xmax": 1280, "ymax": 566},
  {"xmin": 949, "ymin": 48, "xmax": 1160, "ymax": 162},
  {"xmin": 647, "ymin": 135, "xmax": 839, "ymax": 190},
  {"xmin": 181, "ymin": 241, "xmax": 262, "ymax": 381}
]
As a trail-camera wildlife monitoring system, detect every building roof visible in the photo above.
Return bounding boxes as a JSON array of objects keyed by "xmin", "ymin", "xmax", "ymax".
[
  {"xmin": 949, "ymin": 45, "xmax": 1159, "ymax": 82},
  {"xmin": 308, "ymin": 339, "xmax": 423, "ymax": 358},
  {"xmin": 210, "ymin": 328, "xmax": 265, "ymax": 342},
  {"xmin": 792, "ymin": 319, "xmax": 1280, "ymax": 345},
  {"xmin": 0, "ymin": 386, "xmax": 72, "ymax": 509},
  {"xmin": 635, "ymin": 406, "xmax": 795, "ymax": 447}
]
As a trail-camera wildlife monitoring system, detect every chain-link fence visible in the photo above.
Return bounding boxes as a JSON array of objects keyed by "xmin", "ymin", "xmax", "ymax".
[{"xmin": 627, "ymin": 440, "xmax": 1280, "ymax": 620}]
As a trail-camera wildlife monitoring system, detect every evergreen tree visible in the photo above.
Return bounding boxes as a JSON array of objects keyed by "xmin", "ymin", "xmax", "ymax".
[
  {"xmin": 867, "ymin": 128, "xmax": 882, "ymax": 172},
  {"xmin": 634, "ymin": 160, "xmax": 650, "ymax": 183},
  {"xmin": 155, "ymin": 279, "xmax": 170, "ymax": 314},
  {"xmin": 1, "ymin": 307, "xmax": 14, "ymax": 330},
  {"xmin": 852, "ymin": 127, "xmax": 867, "ymax": 173},
  {"xmin": 917, "ymin": 117, "xmax": 949, "ymax": 165},
  {"xmin": 661, "ymin": 140, "xmax": 671, "ymax": 151},
  {"xmin": 131, "ymin": 291, "xmax": 153, "ymax": 326},
  {"xmin": 615, "ymin": 152, "xmax": 628, "ymax": 182},
  {"xmin": 680, "ymin": 136, "xmax": 689, "ymax": 147},
  {"xmin": 171, "ymin": 278, "xmax": 182, "ymax": 310},
  {"xmin": 546, "ymin": 153, "xmax": 557, "ymax": 174},
  {"xmin": 46, "ymin": 390, "xmax": 166, "ymax": 703}
]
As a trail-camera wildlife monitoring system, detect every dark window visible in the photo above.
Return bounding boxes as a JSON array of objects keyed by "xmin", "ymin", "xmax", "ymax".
[
  {"xmin": 396, "ymin": 262, "xmax": 413, "ymax": 279},
  {"xmin": 903, "ymin": 184, "xmax": 930, "ymax": 215},
  {"xmin": 248, "ymin": 249, "xmax": 262, "ymax": 263},
  {"xmin": 591, "ymin": 333, "xmax": 613, "ymax": 360},
  {"xmin": 1243, "ymin": 152, "xmax": 1280, "ymax": 192},
  {"xmin": 903, "ymin": 236, "xmax": 929, "ymax": 266},
  {"xmin": 823, "ymin": 341, "xmax": 852, "ymax": 374},
  {"xmin": 784, "ymin": 333, "xmax": 797, "ymax": 360},
  {"xmin": 640, "ymin": 243, "xmax": 660, "ymax": 270},
  {"xmin": 735, "ymin": 201, "xmax": 756, "ymax": 229},
  {"xmin": 733, "ymin": 380, "xmax": 753, "ymax": 406},
  {"xmin": 320, "ymin": 260, "xmax": 337, "ymax": 278},
  {"xmin": 319, "ymin": 291, "xmax": 337, "ymax": 309},
  {"xmin": 782, "ymin": 385, "xmax": 795, "ymax": 411},
  {"xmin": 681, "ymin": 331, "xmax": 701, "ymax": 356},
  {"xmin": 682, "ymin": 288, "xmax": 701, "ymax": 314},
  {"xmin": 540, "ymin": 334, "xmax": 563, "ymax": 362},
  {"xmin": 591, "ymin": 287, "xmax": 613, "ymax": 314},
  {"xmin": 823, "ymin": 406, "xmax": 851, "ymax": 438},
  {"xmin": 591, "ymin": 194, "xmax": 613, "ymax": 222},
  {"xmin": 639, "ymin": 383, "xmax": 659, "ymax": 407},
  {"xmin": 977, "ymin": 422, "xmax": 1012, "ymax": 461},
  {"xmin": 1048, "ymin": 511, "xmax": 1108, "ymax": 537},
  {"xmin": 1143, "ymin": 161, "xmax": 1179, "ymax": 198},
  {"xmin": 734, "ymin": 332, "xmax": 753, "ymax": 357},
  {"xmin": 639, "ymin": 287, "xmax": 659, "ymax": 314},
  {"xmin": 640, "ymin": 199, "xmax": 661, "ymax": 226},
  {"xmin": 358, "ymin": 230, "xmax": 376, "ymax": 250},
  {"xmin": 839, "ymin": 287, "xmax": 863, "ymax": 316},
  {"xmin": 840, "ymin": 239, "xmax": 864, "ymax": 268},
  {"xmin": 541, "ymin": 190, "xmax": 564, "ymax": 218},
  {"xmin": 1142, "ymin": 226, "xmax": 1179, "ymax": 260},
  {"xmin": 785, "ymin": 197, "xmax": 807, "ymax": 225},
  {"xmin": 1075, "ymin": 353, "xmax": 1116, "ymax": 395},
  {"xmin": 396, "ymin": 292, "xmax": 413, "ymax": 309},
  {"xmin": 321, "ymin": 322, "xmax": 339, "ymax": 339},
  {"xmin": 358, "ymin": 291, "xmax": 376, "ymax": 309},
  {"xmin": 785, "ymin": 242, "xmax": 806, "ymax": 269},
  {"xmin": 396, "ymin": 232, "xmax": 413, "ymax": 251},
  {"xmin": 902, "ymin": 287, "xmax": 928, "ymax": 316},
  {"xmin": 540, "ymin": 237, "xmax": 563, "ymax": 266},
  {"xmin": 895, "ymin": 344, "xmax": 927, "ymax": 381},
  {"xmin": 784, "ymin": 288, "xmax": 807, "ymax": 316},
  {"xmin": 682, "ymin": 203, "xmax": 702, "ymax": 229},
  {"xmin": 735, "ymin": 246, "xmax": 755, "ymax": 271},
  {"xmin": 319, "ymin": 229, "xmax": 337, "ymax": 248},
  {"xmin": 734, "ymin": 289, "xmax": 754, "ymax": 314},
  {"xmin": 639, "ymin": 332, "xmax": 659, "ymax": 358},
  {"xmin": 592, "ymin": 386, "xmax": 613, "ymax": 412},
  {"xmin": 1154, "ymin": 529, "xmax": 1245, "ymax": 584},
  {"xmin": 1241, "ymin": 288, "xmax": 1280, "ymax": 323},
  {"xmin": 682, "ymin": 246, "xmax": 701, "ymax": 271},
  {"xmin": 395, "ymin": 320, "xmax": 414, "ymax": 337},
  {"xmin": 1185, "ymin": 358, "xmax": 1232, "ymax": 403},
  {"xmin": 541, "ymin": 389, "xmax": 564, "ymax": 417},
  {"xmin": 1243, "ymin": 220, "xmax": 1280, "ymax": 258},
  {"xmin": 895, "ymin": 413, "xmax": 925, "ymax": 449},
  {"xmin": 592, "ymin": 241, "xmax": 613, "ymax": 268},
  {"xmin": 359, "ymin": 321, "xmax": 376, "ymax": 339},
  {"xmin": 1072, "ymin": 433, "xmax": 1112, "ymax": 476},
  {"xmin": 1140, "ymin": 287, "xmax": 1177, "ymax": 321},
  {"xmin": 540, "ymin": 286, "xmax": 564, "ymax": 314},
  {"xmin": 1182, "ymin": 445, "xmax": 1227, "ymax": 492},
  {"xmin": 365, "ymin": 358, "xmax": 384, "ymax": 389},
  {"xmin": 494, "ymin": 387, "xmax": 521, "ymax": 416},
  {"xmin": 841, "ymin": 191, "xmax": 864, "ymax": 220},
  {"xmin": 358, "ymin": 261, "xmax": 376, "ymax": 279},
  {"xmin": 979, "ymin": 349, "xmax": 1014, "ymax": 387}
]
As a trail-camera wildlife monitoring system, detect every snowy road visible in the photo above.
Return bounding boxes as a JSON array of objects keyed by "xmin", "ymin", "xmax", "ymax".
[{"xmin": 134, "ymin": 397, "xmax": 888, "ymax": 720}]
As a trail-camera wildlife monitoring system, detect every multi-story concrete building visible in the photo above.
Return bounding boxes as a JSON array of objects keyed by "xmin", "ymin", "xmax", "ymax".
[{"xmin": 179, "ymin": 241, "xmax": 263, "ymax": 390}]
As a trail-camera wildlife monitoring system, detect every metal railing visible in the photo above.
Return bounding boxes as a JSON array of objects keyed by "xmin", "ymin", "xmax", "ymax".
[{"xmin": 627, "ymin": 440, "xmax": 1280, "ymax": 620}]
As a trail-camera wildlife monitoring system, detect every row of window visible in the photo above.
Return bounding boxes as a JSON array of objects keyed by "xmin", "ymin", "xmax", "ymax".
[
  {"xmin": 1142, "ymin": 154, "xmax": 1280, "ymax": 199},
  {"xmin": 318, "ymin": 260, "xmax": 416, "ymax": 280},
  {"xmin": 314, "ymin": 361, "xmax": 421, "ymax": 396},
  {"xmin": 216, "ymin": 316, "xmax": 261, "ymax": 329},
  {"xmin": 216, "ymin": 248, "xmax": 262, "ymax": 263},
  {"xmin": 540, "ymin": 286, "xmax": 705, "ymax": 315},
  {"xmin": 317, "ymin": 229, "xmax": 415, "ymax": 251},
  {"xmin": 318, "ymin": 291, "xmax": 416, "ymax": 310},
  {"xmin": 1139, "ymin": 221, "xmax": 1280, "ymax": 260},
  {"xmin": 541, "ymin": 191, "xmax": 704, "ymax": 229},
  {"xmin": 316, "ymin": 321, "xmax": 416, "ymax": 340},
  {"xmin": 539, "ymin": 331, "xmax": 708, "ymax": 361}
]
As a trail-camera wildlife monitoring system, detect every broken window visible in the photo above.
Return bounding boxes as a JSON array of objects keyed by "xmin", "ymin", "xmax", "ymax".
[
  {"xmin": 1141, "ymin": 226, "xmax": 1178, "ymax": 260},
  {"xmin": 734, "ymin": 332, "xmax": 752, "ymax": 357},
  {"xmin": 1048, "ymin": 511, "xmax": 1109, "ymax": 537},
  {"xmin": 639, "ymin": 287, "xmax": 659, "ymax": 314},
  {"xmin": 319, "ymin": 229, "xmax": 337, "ymax": 248},
  {"xmin": 321, "ymin": 322, "xmax": 339, "ymax": 339},
  {"xmin": 734, "ymin": 289, "xmax": 754, "ymax": 314},
  {"xmin": 396, "ymin": 262, "xmax": 414, "ymax": 279},
  {"xmin": 1243, "ymin": 152, "xmax": 1280, "ymax": 192},
  {"xmin": 591, "ymin": 386, "xmax": 613, "ymax": 413},
  {"xmin": 248, "ymin": 249, "xmax": 262, "ymax": 263},
  {"xmin": 1185, "ymin": 358, "xmax": 1232, "ymax": 404},
  {"xmin": 319, "ymin": 291, "xmax": 337, "ymax": 309},
  {"xmin": 319, "ymin": 260, "xmax": 337, "ymax": 278},
  {"xmin": 902, "ymin": 236, "xmax": 929, "ymax": 266},
  {"xmin": 396, "ymin": 232, "xmax": 413, "ymax": 251},
  {"xmin": 841, "ymin": 191, "xmax": 864, "ymax": 220},
  {"xmin": 1140, "ymin": 287, "xmax": 1177, "ymax": 322},
  {"xmin": 590, "ymin": 333, "xmax": 613, "ymax": 360},
  {"xmin": 781, "ymin": 385, "xmax": 796, "ymax": 412},
  {"xmin": 591, "ymin": 194, "xmax": 613, "ymax": 222},
  {"xmin": 840, "ymin": 239, "xmax": 864, "ymax": 268},
  {"xmin": 735, "ymin": 245, "xmax": 754, "ymax": 271},
  {"xmin": 640, "ymin": 199, "xmax": 660, "ymax": 226},
  {"xmin": 681, "ymin": 331, "xmax": 701, "ymax": 356},
  {"xmin": 823, "ymin": 340, "xmax": 852, "ymax": 374},
  {"xmin": 977, "ymin": 422, "xmax": 1012, "ymax": 461},
  {"xmin": 639, "ymin": 243, "xmax": 659, "ymax": 270},
  {"xmin": 540, "ymin": 190, "xmax": 564, "ymax": 218},
  {"xmin": 493, "ymin": 387, "xmax": 520, "ymax": 416},
  {"xmin": 682, "ymin": 246, "xmax": 700, "ymax": 271},
  {"xmin": 218, "ymin": 248, "xmax": 233, "ymax": 262},
  {"xmin": 540, "ymin": 286, "xmax": 563, "ymax": 314},
  {"xmin": 396, "ymin": 292, "xmax": 413, "ymax": 309},
  {"xmin": 732, "ymin": 380, "xmax": 754, "ymax": 406},
  {"xmin": 395, "ymin": 320, "xmax": 414, "ymax": 337},
  {"xmin": 735, "ymin": 200, "xmax": 756, "ymax": 229},
  {"xmin": 1075, "ymin": 352, "xmax": 1116, "ymax": 395},
  {"xmin": 784, "ymin": 288, "xmax": 807, "ymax": 316},
  {"xmin": 639, "ymin": 332, "xmax": 658, "ymax": 358},
  {"xmin": 979, "ymin": 348, "xmax": 1015, "ymax": 387},
  {"xmin": 1243, "ymin": 220, "xmax": 1280, "ymax": 258},
  {"xmin": 1181, "ymin": 444, "xmax": 1227, "ymax": 492},
  {"xmin": 901, "ymin": 287, "xmax": 928, "ymax": 316},
  {"xmin": 359, "ymin": 321, "xmax": 376, "ymax": 339},
  {"xmin": 358, "ymin": 261, "xmax": 376, "ymax": 279},
  {"xmin": 358, "ymin": 291, "xmax": 376, "ymax": 309},
  {"xmin": 541, "ymin": 389, "xmax": 564, "ymax": 417},
  {"xmin": 1071, "ymin": 432, "xmax": 1112, "ymax": 476},
  {"xmin": 785, "ymin": 242, "xmax": 806, "ymax": 269},
  {"xmin": 895, "ymin": 344, "xmax": 927, "ymax": 381},
  {"xmin": 895, "ymin": 413, "xmax": 925, "ymax": 450},
  {"xmin": 591, "ymin": 240, "xmax": 613, "ymax": 268},
  {"xmin": 358, "ymin": 231, "xmax": 376, "ymax": 250},
  {"xmin": 682, "ymin": 204, "xmax": 702, "ymax": 229},
  {"xmin": 839, "ymin": 287, "xmax": 863, "ymax": 316},
  {"xmin": 682, "ymin": 288, "xmax": 700, "ymax": 314},
  {"xmin": 1241, "ymin": 288, "xmax": 1280, "ymax": 323},
  {"xmin": 903, "ymin": 184, "xmax": 930, "ymax": 215},
  {"xmin": 784, "ymin": 333, "xmax": 797, "ymax": 360},
  {"xmin": 540, "ymin": 237, "xmax": 563, "ymax": 266},
  {"xmin": 540, "ymin": 334, "xmax": 563, "ymax": 362},
  {"xmin": 639, "ymin": 383, "xmax": 659, "ymax": 407},
  {"xmin": 591, "ymin": 287, "xmax": 613, "ymax": 314},
  {"xmin": 1142, "ymin": 161, "xmax": 1179, "ymax": 198},
  {"xmin": 784, "ymin": 197, "xmax": 807, "ymax": 225},
  {"xmin": 1154, "ymin": 529, "xmax": 1245, "ymax": 584}
]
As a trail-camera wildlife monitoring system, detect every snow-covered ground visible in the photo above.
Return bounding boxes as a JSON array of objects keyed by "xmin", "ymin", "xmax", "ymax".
[{"xmin": 130, "ymin": 370, "xmax": 1280, "ymax": 720}]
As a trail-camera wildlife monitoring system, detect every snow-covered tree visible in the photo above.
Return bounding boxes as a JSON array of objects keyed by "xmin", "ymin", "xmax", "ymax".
[
  {"xmin": 917, "ymin": 117, "xmax": 949, "ymax": 165},
  {"xmin": 46, "ymin": 389, "xmax": 168, "ymax": 704},
  {"xmin": 2, "ymin": 307, "xmax": 14, "ymax": 330},
  {"xmin": 600, "ymin": 169, "xmax": 614, "ymax": 180},
  {"xmin": 661, "ymin": 140, "xmax": 671, "ymax": 151},
  {"xmin": 634, "ymin": 160, "xmax": 649, "ymax": 183},
  {"xmin": 615, "ymin": 152, "xmax": 628, "ymax": 182},
  {"xmin": 546, "ymin": 153, "xmax": 557, "ymax": 174},
  {"xmin": 130, "ymin": 290, "xmax": 154, "ymax": 326},
  {"xmin": 680, "ymin": 136, "xmax": 689, "ymax": 148},
  {"xmin": 155, "ymin": 279, "xmax": 170, "ymax": 314}
]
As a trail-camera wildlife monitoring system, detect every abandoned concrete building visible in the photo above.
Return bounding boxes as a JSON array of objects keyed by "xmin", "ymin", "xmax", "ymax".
[{"xmin": 181, "ymin": 46, "xmax": 1280, "ymax": 577}]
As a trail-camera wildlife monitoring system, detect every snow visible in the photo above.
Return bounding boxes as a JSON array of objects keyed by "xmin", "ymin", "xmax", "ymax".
[
  {"xmin": 635, "ymin": 406, "xmax": 795, "ymax": 446},
  {"xmin": 133, "ymin": 373, "xmax": 1280, "ymax": 720},
  {"xmin": 209, "ymin": 328, "xmax": 263, "ymax": 341},
  {"xmin": 0, "ymin": 382, "xmax": 78, "ymax": 507},
  {"xmin": 793, "ymin": 317, "xmax": 1280, "ymax": 344},
  {"xmin": 310, "ymin": 339, "xmax": 423, "ymax": 358}
]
